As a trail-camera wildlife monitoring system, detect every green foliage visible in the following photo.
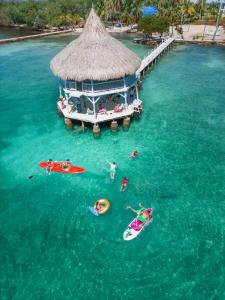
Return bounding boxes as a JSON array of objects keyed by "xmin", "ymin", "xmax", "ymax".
[
  {"xmin": 138, "ymin": 15, "xmax": 169, "ymax": 38},
  {"xmin": 0, "ymin": 0, "xmax": 222, "ymax": 29},
  {"xmin": 0, "ymin": 0, "xmax": 89, "ymax": 28}
]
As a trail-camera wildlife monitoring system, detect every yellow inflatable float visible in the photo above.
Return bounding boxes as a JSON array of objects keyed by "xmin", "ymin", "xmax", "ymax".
[{"xmin": 94, "ymin": 199, "xmax": 110, "ymax": 215}]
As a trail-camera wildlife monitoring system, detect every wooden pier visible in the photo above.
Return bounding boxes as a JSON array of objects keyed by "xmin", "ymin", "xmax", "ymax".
[
  {"xmin": 137, "ymin": 37, "xmax": 175, "ymax": 76},
  {"xmin": 0, "ymin": 30, "xmax": 73, "ymax": 45}
]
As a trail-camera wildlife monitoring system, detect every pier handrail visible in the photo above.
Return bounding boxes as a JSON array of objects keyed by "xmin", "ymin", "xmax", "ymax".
[{"xmin": 137, "ymin": 37, "xmax": 175, "ymax": 75}]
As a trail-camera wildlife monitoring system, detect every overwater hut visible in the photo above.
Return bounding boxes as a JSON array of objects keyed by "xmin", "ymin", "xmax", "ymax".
[{"xmin": 50, "ymin": 9, "xmax": 142, "ymax": 127}]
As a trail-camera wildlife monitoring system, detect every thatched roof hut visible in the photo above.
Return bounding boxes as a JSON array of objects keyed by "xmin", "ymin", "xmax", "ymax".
[{"xmin": 50, "ymin": 8, "xmax": 141, "ymax": 82}]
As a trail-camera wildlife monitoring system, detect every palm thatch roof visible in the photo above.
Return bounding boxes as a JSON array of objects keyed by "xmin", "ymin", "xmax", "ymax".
[{"xmin": 50, "ymin": 9, "xmax": 141, "ymax": 82}]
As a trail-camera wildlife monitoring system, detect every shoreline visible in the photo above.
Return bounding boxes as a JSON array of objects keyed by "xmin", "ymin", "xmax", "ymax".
[
  {"xmin": 175, "ymin": 39, "xmax": 225, "ymax": 46},
  {"xmin": 0, "ymin": 24, "xmax": 224, "ymax": 46},
  {"xmin": 0, "ymin": 29, "xmax": 73, "ymax": 44}
]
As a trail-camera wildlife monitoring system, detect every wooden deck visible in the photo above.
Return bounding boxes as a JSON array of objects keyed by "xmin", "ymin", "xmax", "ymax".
[
  {"xmin": 57, "ymin": 37, "xmax": 175, "ymax": 125},
  {"xmin": 58, "ymin": 99, "xmax": 142, "ymax": 124},
  {"xmin": 137, "ymin": 37, "xmax": 175, "ymax": 75}
]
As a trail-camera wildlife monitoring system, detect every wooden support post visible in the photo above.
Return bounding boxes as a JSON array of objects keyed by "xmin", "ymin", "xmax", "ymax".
[
  {"xmin": 81, "ymin": 121, "xmax": 85, "ymax": 132},
  {"xmin": 123, "ymin": 117, "xmax": 130, "ymax": 130},
  {"xmin": 93, "ymin": 123, "xmax": 100, "ymax": 136},
  {"xmin": 111, "ymin": 120, "xmax": 118, "ymax": 132},
  {"xmin": 64, "ymin": 118, "xmax": 72, "ymax": 129}
]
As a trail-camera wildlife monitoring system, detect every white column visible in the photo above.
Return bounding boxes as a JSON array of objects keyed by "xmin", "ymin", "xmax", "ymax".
[
  {"xmin": 92, "ymin": 97, "xmax": 96, "ymax": 119},
  {"xmin": 123, "ymin": 77, "xmax": 126, "ymax": 88},
  {"xmin": 136, "ymin": 85, "xmax": 139, "ymax": 100},
  {"xmin": 91, "ymin": 80, "xmax": 94, "ymax": 93},
  {"xmin": 124, "ymin": 92, "xmax": 127, "ymax": 110}
]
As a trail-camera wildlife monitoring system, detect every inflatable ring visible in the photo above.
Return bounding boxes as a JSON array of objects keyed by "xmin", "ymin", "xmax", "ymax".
[{"xmin": 94, "ymin": 199, "xmax": 110, "ymax": 215}]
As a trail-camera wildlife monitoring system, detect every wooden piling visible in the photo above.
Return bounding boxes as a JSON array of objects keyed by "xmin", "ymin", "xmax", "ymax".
[
  {"xmin": 123, "ymin": 117, "xmax": 130, "ymax": 129},
  {"xmin": 64, "ymin": 118, "xmax": 73, "ymax": 129},
  {"xmin": 111, "ymin": 120, "xmax": 118, "ymax": 132},
  {"xmin": 93, "ymin": 123, "xmax": 100, "ymax": 136},
  {"xmin": 81, "ymin": 121, "xmax": 85, "ymax": 132}
]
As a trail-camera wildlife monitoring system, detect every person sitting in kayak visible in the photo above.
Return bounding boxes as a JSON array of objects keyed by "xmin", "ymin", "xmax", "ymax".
[
  {"xmin": 120, "ymin": 177, "xmax": 129, "ymax": 192},
  {"xmin": 61, "ymin": 159, "xmax": 71, "ymax": 172},
  {"xmin": 127, "ymin": 203, "xmax": 152, "ymax": 224},
  {"xmin": 46, "ymin": 159, "xmax": 54, "ymax": 175},
  {"xmin": 106, "ymin": 160, "xmax": 117, "ymax": 180},
  {"xmin": 130, "ymin": 150, "xmax": 139, "ymax": 159}
]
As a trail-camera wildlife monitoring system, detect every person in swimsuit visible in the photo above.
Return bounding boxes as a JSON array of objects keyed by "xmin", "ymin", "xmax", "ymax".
[
  {"xmin": 120, "ymin": 177, "xmax": 129, "ymax": 192},
  {"xmin": 127, "ymin": 203, "xmax": 152, "ymax": 225},
  {"xmin": 59, "ymin": 96, "xmax": 66, "ymax": 109},
  {"xmin": 61, "ymin": 159, "xmax": 71, "ymax": 172},
  {"xmin": 46, "ymin": 159, "xmax": 54, "ymax": 175},
  {"xmin": 130, "ymin": 150, "xmax": 139, "ymax": 159},
  {"xmin": 106, "ymin": 160, "xmax": 117, "ymax": 180},
  {"xmin": 95, "ymin": 201, "xmax": 105, "ymax": 213}
]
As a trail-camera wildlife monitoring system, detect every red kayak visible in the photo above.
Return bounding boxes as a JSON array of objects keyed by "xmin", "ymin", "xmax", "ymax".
[{"xmin": 39, "ymin": 162, "xmax": 86, "ymax": 174}]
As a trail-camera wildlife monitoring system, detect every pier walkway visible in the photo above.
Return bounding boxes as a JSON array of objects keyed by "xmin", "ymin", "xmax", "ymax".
[
  {"xmin": 0, "ymin": 30, "xmax": 73, "ymax": 45},
  {"xmin": 137, "ymin": 37, "xmax": 175, "ymax": 76}
]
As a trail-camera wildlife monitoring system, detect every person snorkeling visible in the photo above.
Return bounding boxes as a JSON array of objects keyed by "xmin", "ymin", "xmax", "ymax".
[
  {"xmin": 106, "ymin": 160, "xmax": 117, "ymax": 180},
  {"xmin": 46, "ymin": 159, "xmax": 54, "ymax": 175},
  {"xmin": 127, "ymin": 203, "xmax": 152, "ymax": 225},
  {"xmin": 120, "ymin": 177, "xmax": 129, "ymax": 192}
]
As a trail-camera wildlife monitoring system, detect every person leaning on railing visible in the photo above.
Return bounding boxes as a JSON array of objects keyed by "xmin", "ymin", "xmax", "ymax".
[
  {"xmin": 98, "ymin": 103, "xmax": 107, "ymax": 114},
  {"xmin": 59, "ymin": 96, "xmax": 66, "ymax": 109},
  {"xmin": 114, "ymin": 103, "xmax": 124, "ymax": 113}
]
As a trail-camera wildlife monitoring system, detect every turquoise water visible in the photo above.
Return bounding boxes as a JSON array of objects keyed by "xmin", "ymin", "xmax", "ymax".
[
  {"xmin": 0, "ymin": 27, "xmax": 38, "ymax": 39},
  {"xmin": 0, "ymin": 34, "xmax": 225, "ymax": 299}
]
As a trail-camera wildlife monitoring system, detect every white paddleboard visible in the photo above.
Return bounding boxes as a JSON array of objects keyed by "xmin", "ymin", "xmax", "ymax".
[{"xmin": 123, "ymin": 215, "xmax": 152, "ymax": 241}]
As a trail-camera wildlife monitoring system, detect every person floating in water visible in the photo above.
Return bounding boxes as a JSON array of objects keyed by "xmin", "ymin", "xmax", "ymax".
[
  {"xmin": 120, "ymin": 177, "xmax": 129, "ymax": 192},
  {"xmin": 46, "ymin": 158, "xmax": 54, "ymax": 175},
  {"xmin": 127, "ymin": 203, "xmax": 152, "ymax": 225},
  {"xmin": 106, "ymin": 160, "xmax": 117, "ymax": 180},
  {"xmin": 95, "ymin": 201, "xmax": 105, "ymax": 213},
  {"xmin": 130, "ymin": 150, "xmax": 139, "ymax": 159},
  {"xmin": 61, "ymin": 159, "xmax": 71, "ymax": 172}
]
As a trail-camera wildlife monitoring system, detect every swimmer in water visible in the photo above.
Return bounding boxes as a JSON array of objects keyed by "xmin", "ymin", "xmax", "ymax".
[
  {"xmin": 106, "ymin": 160, "xmax": 117, "ymax": 180},
  {"xmin": 130, "ymin": 150, "xmax": 139, "ymax": 159},
  {"xmin": 120, "ymin": 177, "xmax": 129, "ymax": 192}
]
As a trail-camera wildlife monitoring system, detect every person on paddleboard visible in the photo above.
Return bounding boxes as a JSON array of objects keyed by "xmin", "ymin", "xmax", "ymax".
[
  {"xmin": 130, "ymin": 150, "xmax": 139, "ymax": 159},
  {"xmin": 106, "ymin": 160, "xmax": 117, "ymax": 180},
  {"xmin": 120, "ymin": 177, "xmax": 129, "ymax": 192},
  {"xmin": 127, "ymin": 203, "xmax": 152, "ymax": 224},
  {"xmin": 61, "ymin": 159, "xmax": 71, "ymax": 172},
  {"xmin": 46, "ymin": 159, "xmax": 54, "ymax": 175}
]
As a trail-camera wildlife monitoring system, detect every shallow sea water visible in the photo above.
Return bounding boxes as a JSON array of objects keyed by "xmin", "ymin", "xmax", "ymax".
[
  {"xmin": 0, "ymin": 34, "xmax": 225, "ymax": 300},
  {"xmin": 0, "ymin": 27, "xmax": 39, "ymax": 40}
]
